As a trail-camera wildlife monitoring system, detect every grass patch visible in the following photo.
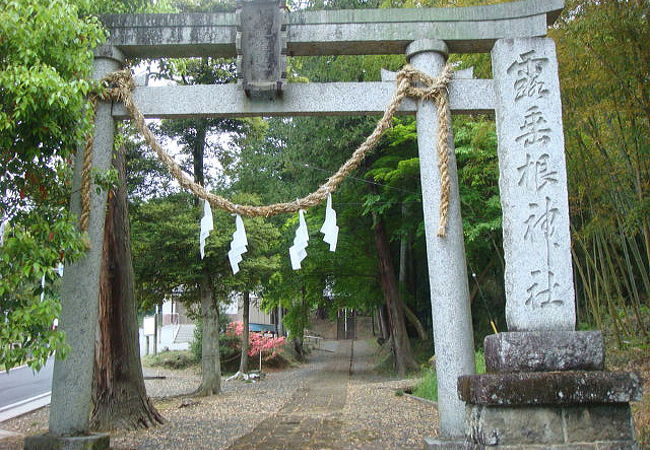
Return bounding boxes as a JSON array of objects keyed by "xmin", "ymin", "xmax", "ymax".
[
  {"xmin": 142, "ymin": 350, "xmax": 197, "ymax": 370},
  {"xmin": 413, "ymin": 350, "xmax": 486, "ymax": 402},
  {"xmin": 412, "ymin": 368, "xmax": 438, "ymax": 401}
]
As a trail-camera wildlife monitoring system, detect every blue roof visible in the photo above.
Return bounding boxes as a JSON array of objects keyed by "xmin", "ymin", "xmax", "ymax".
[{"xmin": 249, "ymin": 323, "xmax": 276, "ymax": 332}]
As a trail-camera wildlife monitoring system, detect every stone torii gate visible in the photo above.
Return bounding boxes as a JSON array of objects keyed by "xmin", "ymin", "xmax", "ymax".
[{"xmin": 27, "ymin": 0, "xmax": 641, "ymax": 448}]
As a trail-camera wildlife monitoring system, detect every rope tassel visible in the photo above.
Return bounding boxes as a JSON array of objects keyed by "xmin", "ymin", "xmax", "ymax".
[{"xmin": 83, "ymin": 65, "xmax": 453, "ymax": 236}]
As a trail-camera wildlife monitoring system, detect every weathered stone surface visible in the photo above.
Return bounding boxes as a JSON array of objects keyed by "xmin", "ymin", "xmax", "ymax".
[
  {"xmin": 24, "ymin": 432, "xmax": 110, "ymax": 450},
  {"xmin": 484, "ymin": 331, "xmax": 604, "ymax": 373},
  {"xmin": 409, "ymin": 39, "xmax": 476, "ymax": 439},
  {"xmin": 112, "ymin": 79, "xmax": 496, "ymax": 120},
  {"xmin": 236, "ymin": 0, "xmax": 287, "ymax": 99},
  {"xmin": 99, "ymin": 0, "xmax": 563, "ymax": 58},
  {"xmin": 380, "ymin": 65, "xmax": 474, "ymax": 81},
  {"xmin": 465, "ymin": 404, "xmax": 637, "ymax": 448},
  {"xmin": 467, "ymin": 404, "xmax": 564, "ymax": 445},
  {"xmin": 461, "ymin": 441, "xmax": 638, "ymax": 449},
  {"xmin": 423, "ymin": 437, "xmax": 468, "ymax": 449},
  {"xmin": 458, "ymin": 371, "xmax": 642, "ymax": 406},
  {"xmin": 563, "ymin": 404, "xmax": 635, "ymax": 442},
  {"xmin": 48, "ymin": 49, "xmax": 123, "ymax": 436},
  {"xmin": 492, "ymin": 37, "xmax": 576, "ymax": 331}
]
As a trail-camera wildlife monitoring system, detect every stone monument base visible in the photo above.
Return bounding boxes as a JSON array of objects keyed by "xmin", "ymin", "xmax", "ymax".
[
  {"xmin": 24, "ymin": 432, "xmax": 110, "ymax": 450},
  {"xmin": 458, "ymin": 331, "xmax": 642, "ymax": 449},
  {"xmin": 465, "ymin": 404, "xmax": 636, "ymax": 449},
  {"xmin": 424, "ymin": 436, "xmax": 467, "ymax": 449}
]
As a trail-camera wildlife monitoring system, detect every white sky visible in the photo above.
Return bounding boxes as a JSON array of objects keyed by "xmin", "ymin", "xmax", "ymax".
[{"xmin": 133, "ymin": 62, "xmax": 232, "ymax": 192}]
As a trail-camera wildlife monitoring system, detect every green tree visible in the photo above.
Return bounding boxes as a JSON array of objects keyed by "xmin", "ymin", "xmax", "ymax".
[
  {"xmin": 552, "ymin": 0, "xmax": 649, "ymax": 344},
  {"xmin": 0, "ymin": 0, "xmax": 104, "ymax": 371}
]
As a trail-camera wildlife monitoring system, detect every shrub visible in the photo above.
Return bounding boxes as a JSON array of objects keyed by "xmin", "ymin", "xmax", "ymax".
[
  {"xmin": 225, "ymin": 321, "xmax": 286, "ymax": 361},
  {"xmin": 190, "ymin": 320, "xmax": 288, "ymax": 368},
  {"xmin": 143, "ymin": 350, "xmax": 196, "ymax": 370},
  {"xmin": 191, "ymin": 321, "xmax": 242, "ymax": 364}
]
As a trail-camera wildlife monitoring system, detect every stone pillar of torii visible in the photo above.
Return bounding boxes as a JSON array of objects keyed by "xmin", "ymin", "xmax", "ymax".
[{"xmin": 27, "ymin": 1, "xmax": 641, "ymax": 448}]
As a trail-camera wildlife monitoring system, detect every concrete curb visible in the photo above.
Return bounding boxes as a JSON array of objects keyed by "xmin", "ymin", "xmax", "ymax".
[{"xmin": 0, "ymin": 391, "xmax": 51, "ymax": 424}]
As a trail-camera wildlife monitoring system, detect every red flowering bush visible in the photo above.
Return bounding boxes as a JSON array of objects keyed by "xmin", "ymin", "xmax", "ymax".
[{"xmin": 225, "ymin": 321, "xmax": 286, "ymax": 361}]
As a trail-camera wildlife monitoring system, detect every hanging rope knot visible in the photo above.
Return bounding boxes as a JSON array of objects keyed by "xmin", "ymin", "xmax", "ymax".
[
  {"xmin": 397, "ymin": 63, "xmax": 453, "ymax": 237},
  {"xmin": 101, "ymin": 70, "xmax": 136, "ymax": 103},
  {"xmin": 79, "ymin": 64, "xmax": 453, "ymax": 238}
]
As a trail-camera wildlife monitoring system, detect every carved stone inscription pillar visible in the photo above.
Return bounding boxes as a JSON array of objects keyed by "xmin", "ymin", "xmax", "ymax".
[
  {"xmin": 492, "ymin": 37, "xmax": 575, "ymax": 332},
  {"xmin": 456, "ymin": 37, "xmax": 641, "ymax": 449}
]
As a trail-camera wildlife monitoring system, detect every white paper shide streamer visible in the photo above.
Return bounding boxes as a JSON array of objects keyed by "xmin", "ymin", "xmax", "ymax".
[
  {"xmin": 0, "ymin": 220, "xmax": 7, "ymax": 247},
  {"xmin": 320, "ymin": 193, "xmax": 339, "ymax": 252},
  {"xmin": 199, "ymin": 200, "xmax": 214, "ymax": 259},
  {"xmin": 228, "ymin": 215, "xmax": 248, "ymax": 274},
  {"xmin": 289, "ymin": 210, "xmax": 309, "ymax": 270}
]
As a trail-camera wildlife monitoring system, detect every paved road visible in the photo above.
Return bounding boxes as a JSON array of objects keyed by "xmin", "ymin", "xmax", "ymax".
[{"xmin": 0, "ymin": 358, "xmax": 53, "ymax": 410}]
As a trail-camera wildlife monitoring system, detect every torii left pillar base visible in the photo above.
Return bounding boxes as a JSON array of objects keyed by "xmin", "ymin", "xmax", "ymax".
[
  {"xmin": 25, "ymin": 45, "xmax": 124, "ymax": 450},
  {"xmin": 24, "ymin": 433, "xmax": 109, "ymax": 450}
]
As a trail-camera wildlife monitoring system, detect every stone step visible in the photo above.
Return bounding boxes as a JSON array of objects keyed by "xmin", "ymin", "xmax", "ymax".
[
  {"xmin": 458, "ymin": 371, "xmax": 642, "ymax": 406},
  {"xmin": 173, "ymin": 325, "xmax": 195, "ymax": 344}
]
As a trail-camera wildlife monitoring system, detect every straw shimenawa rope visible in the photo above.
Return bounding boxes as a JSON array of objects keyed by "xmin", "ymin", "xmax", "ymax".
[
  {"xmin": 82, "ymin": 64, "xmax": 453, "ymax": 237},
  {"xmin": 399, "ymin": 65, "xmax": 453, "ymax": 237}
]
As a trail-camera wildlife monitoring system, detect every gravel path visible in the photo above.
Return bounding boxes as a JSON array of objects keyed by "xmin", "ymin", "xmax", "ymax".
[
  {"xmin": 0, "ymin": 339, "xmax": 439, "ymax": 449},
  {"xmin": 228, "ymin": 340, "xmax": 352, "ymax": 449}
]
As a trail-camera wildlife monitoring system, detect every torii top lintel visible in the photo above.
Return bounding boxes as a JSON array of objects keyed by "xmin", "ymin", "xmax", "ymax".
[{"xmin": 100, "ymin": 0, "xmax": 563, "ymax": 59}]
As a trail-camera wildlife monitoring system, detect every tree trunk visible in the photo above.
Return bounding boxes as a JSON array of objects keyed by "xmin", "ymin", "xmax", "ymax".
[
  {"xmin": 377, "ymin": 304, "xmax": 390, "ymax": 342},
  {"xmin": 399, "ymin": 204, "xmax": 409, "ymax": 285},
  {"xmin": 397, "ymin": 205, "xmax": 428, "ymax": 342},
  {"xmin": 403, "ymin": 303, "xmax": 429, "ymax": 342},
  {"xmin": 195, "ymin": 273, "xmax": 221, "ymax": 396},
  {"xmin": 191, "ymin": 121, "xmax": 222, "ymax": 395},
  {"xmin": 373, "ymin": 216, "xmax": 418, "ymax": 375},
  {"xmin": 91, "ymin": 146, "xmax": 164, "ymax": 431},
  {"xmin": 468, "ymin": 257, "xmax": 496, "ymax": 304},
  {"xmin": 239, "ymin": 291, "xmax": 250, "ymax": 374},
  {"xmin": 277, "ymin": 306, "xmax": 284, "ymax": 336},
  {"xmin": 292, "ymin": 286, "xmax": 307, "ymax": 360}
]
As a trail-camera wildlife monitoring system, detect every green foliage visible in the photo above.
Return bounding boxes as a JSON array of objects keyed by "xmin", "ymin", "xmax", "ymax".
[
  {"xmin": 0, "ymin": 0, "xmax": 104, "ymax": 168},
  {"xmin": 475, "ymin": 349, "xmax": 486, "ymax": 374},
  {"xmin": 189, "ymin": 309, "xmax": 234, "ymax": 363},
  {"xmin": 552, "ymin": 0, "xmax": 650, "ymax": 343},
  {"xmin": 412, "ymin": 369, "xmax": 438, "ymax": 401},
  {"xmin": 0, "ymin": 0, "xmax": 107, "ymax": 371},
  {"xmin": 92, "ymin": 167, "xmax": 119, "ymax": 194},
  {"xmin": 0, "ymin": 213, "xmax": 86, "ymax": 370},
  {"xmin": 0, "ymin": 0, "xmax": 181, "ymax": 372},
  {"xmin": 130, "ymin": 191, "xmax": 282, "ymax": 310},
  {"xmin": 413, "ymin": 351, "xmax": 485, "ymax": 401}
]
